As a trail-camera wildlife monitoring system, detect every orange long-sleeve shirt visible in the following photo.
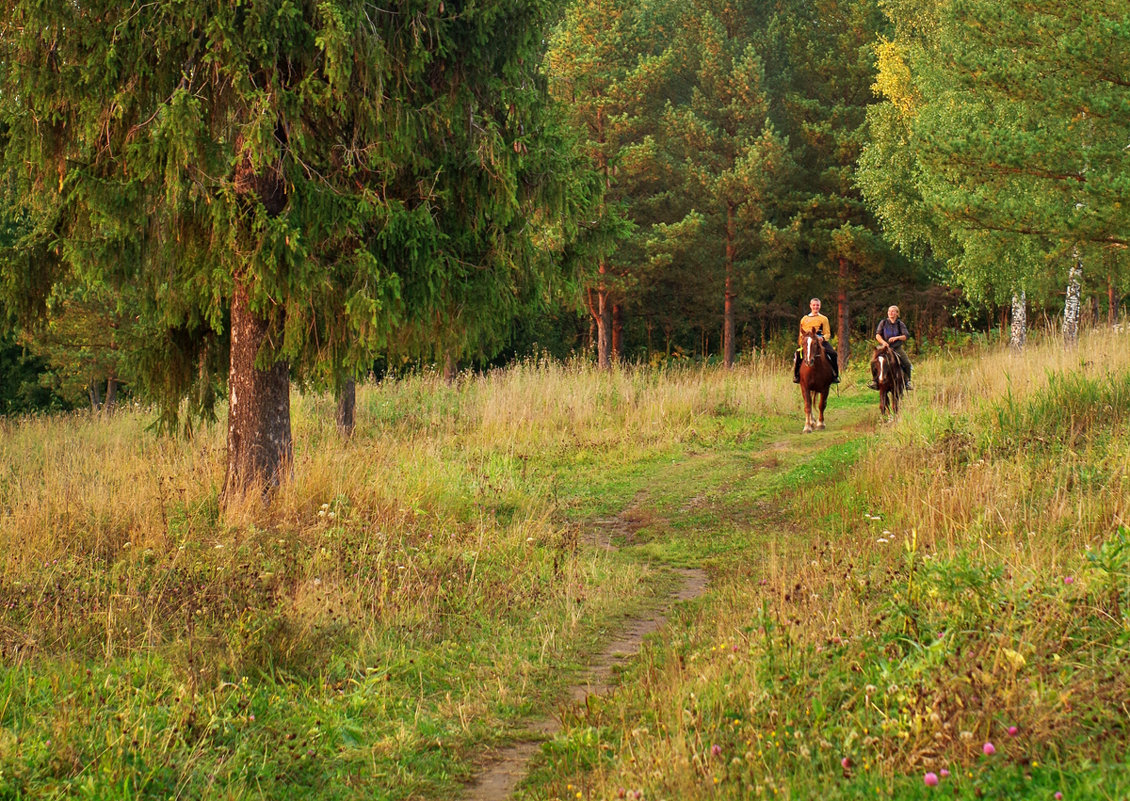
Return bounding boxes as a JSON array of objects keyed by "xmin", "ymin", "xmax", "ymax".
[{"xmin": 798, "ymin": 313, "xmax": 832, "ymax": 346}]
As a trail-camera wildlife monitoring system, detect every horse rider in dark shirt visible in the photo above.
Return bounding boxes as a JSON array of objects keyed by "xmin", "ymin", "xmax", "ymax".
[
  {"xmin": 869, "ymin": 304, "xmax": 913, "ymax": 390},
  {"xmin": 793, "ymin": 297, "xmax": 840, "ymax": 384}
]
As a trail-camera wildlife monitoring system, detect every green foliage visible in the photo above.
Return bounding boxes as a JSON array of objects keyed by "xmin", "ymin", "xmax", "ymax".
[
  {"xmin": 0, "ymin": 329, "xmax": 70, "ymax": 415},
  {"xmin": 860, "ymin": 0, "xmax": 1130, "ymax": 310},
  {"xmin": 0, "ymin": 0, "xmax": 577, "ymax": 427}
]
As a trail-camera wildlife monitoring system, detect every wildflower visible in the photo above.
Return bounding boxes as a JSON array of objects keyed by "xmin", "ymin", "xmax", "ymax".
[
  {"xmin": 982, "ymin": 742, "xmax": 995, "ymax": 756},
  {"xmin": 841, "ymin": 757, "xmax": 851, "ymax": 769},
  {"xmin": 1008, "ymin": 726, "xmax": 1019, "ymax": 737},
  {"xmin": 1054, "ymin": 793, "xmax": 1063, "ymax": 800},
  {"xmin": 1063, "ymin": 576, "xmax": 1075, "ymax": 585},
  {"xmin": 939, "ymin": 769, "xmax": 950, "ymax": 778},
  {"xmin": 924, "ymin": 772, "xmax": 939, "ymax": 787},
  {"xmin": 711, "ymin": 744, "xmax": 722, "ymax": 757},
  {"xmin": 876, "ymin": 538, "xmax": 889, "ymax": 544}
]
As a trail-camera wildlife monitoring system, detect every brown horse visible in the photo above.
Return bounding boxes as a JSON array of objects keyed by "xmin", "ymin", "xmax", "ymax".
[
  {"xmin": 871, "ymin": 344, "xmax": 906, "ymax": 417},
  {"xmin": 799, "ymin": 331, "xmax": 835, "ymax": 433}
]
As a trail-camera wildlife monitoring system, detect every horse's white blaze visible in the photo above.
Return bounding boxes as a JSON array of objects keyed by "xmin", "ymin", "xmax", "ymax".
[
  {"xmin": 878, "ymin": 355, "xmax": 886, "ymax": 382},
  {"xmin": 806, "ymin": 338, "xmax": 813, "ymax": 362}
]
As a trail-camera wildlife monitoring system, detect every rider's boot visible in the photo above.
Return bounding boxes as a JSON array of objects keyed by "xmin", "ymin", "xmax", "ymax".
[{"xmin": 867, "ymin": 379, "xmax": 879, "ymax": 390}]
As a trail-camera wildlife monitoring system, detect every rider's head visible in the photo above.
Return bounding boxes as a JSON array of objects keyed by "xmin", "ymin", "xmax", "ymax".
[
  {"xmin": 809, "ymin": 298, "xmax": 822, "ymax": 315},
  {"xmin": 888, "ymin": 305, "xmax": 899, "ymax": 321}
]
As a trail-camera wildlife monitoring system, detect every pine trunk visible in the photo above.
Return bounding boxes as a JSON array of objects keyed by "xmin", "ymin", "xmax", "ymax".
[
  {"xmin": 335, "ymin": 378, "xmax": 356, "ymax": 437},
  {"xmin": 1109, "ymin": 274, "xmax": 1118, "ymax": 326},
  {"xmin": 1064, "ymin": 249, "xmax": 1083, "ymax": 346},
  {"xmin": 596, "ymin": 262, "xmax": 612, "ymax": 370},
  {"xmin": 88, "ymin": 380, "xmax": 102, "ymax": 413},
  {"xmin": 1009, "ymin": 291, "xmax": 1027, "ymax": 351},
  {"xmin": 723, "ymin": 206, "xmax": 736, "ymax": 369},
  {"xmin": 104, "ymin": 377, "xmax": 118, "ymax": 415},
  {"xmin": 837, "ymin": 258, "xmax": 850, "ymax": 369},
  {"xmin": 612, "ymin": 303, "xmax": 623, "ymax": 364},
  {"xmin": 225, "ymin": 281, "xmax": 292, "ymax": 495},
  {"xmin": 443, "ymin": 351, "xmax": 457, "ymax": 385}
]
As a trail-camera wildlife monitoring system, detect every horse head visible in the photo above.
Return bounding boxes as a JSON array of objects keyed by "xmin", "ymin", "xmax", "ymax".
[{"xmin": 801, "ymin": 331, "xmax": 827, "ymax": 367}]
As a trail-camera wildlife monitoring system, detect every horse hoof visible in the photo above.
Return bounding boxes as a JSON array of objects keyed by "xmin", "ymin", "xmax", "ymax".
[{"xmin": 816, "ymin": 423, "xmax": 825, "ymax": 431}]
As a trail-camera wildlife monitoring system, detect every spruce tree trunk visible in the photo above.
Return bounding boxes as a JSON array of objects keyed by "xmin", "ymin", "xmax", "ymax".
[
  {"xmin": 723, "ymin": 206, "xmax": 736, "ymax": 369},
  {"xmin": 1064, "ymin": 249, "xmax": 1083, "ymax": 346},
  {"xmin": 225, "ymin": 281, "xmax": 292, "ymax": 495},
  {"xmin": 836, "ymin": 258, "xmax": 850, "ymax": 369},
  {"xmin": 1009, "ymin": 291, "xmax": 1027, "ymax": 351},
  {"xmin": 335, "ymin": 378, "xmax": 356, "ymax": 437}
]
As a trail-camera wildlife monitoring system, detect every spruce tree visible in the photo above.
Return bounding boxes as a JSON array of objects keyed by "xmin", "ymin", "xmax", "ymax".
[{"xmin": 1, "ymin": 0, "xmax": 566, "ymax": 492}]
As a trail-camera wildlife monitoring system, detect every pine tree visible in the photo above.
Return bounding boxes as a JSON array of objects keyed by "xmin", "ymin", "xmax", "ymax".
[
  {"xmin": 662, "ymin": 3, "xmax": 788, "ymax": 368},
  {"xmin": 774, "ymin": 0, "xmax": 902, "ymax": 366}
]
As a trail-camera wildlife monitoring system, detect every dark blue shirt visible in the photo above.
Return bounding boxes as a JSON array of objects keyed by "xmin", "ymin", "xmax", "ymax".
[{"xmin": 876, "ymin": 318, "xmax": 909, "ymax": 347}]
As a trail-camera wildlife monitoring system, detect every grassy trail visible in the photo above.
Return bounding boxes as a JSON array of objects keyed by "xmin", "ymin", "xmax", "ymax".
[
  {"xmin": 491, "ymin": 393, "xmax": 878, "ymax": 800},
  {"xmin": 469, "ymin": 393, "xmax": 877, "ymax": 798}
]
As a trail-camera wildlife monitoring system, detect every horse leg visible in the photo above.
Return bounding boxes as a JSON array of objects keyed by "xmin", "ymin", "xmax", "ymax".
[
  {"xmin": 802, "ymin": 388, "xmax": 814, "ymax": 433},
  {"xmin": 815, "ymin": 390, "xmax": 827, "ymax": 430}
]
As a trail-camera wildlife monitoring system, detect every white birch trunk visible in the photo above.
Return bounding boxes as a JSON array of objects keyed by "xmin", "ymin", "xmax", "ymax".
[
  {"xmin": 1009, "ymin": 291, "xmax": 1026, "ymax": 351},
  {"xmin": 1064, "ymin": 249, "xmax": 1083, "ymax": 346}
]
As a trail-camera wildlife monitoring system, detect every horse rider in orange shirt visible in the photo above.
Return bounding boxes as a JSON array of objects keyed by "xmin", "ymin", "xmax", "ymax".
[{"xmin": 792, "ymin": 297, "xmax": 840, "ymax": 384}]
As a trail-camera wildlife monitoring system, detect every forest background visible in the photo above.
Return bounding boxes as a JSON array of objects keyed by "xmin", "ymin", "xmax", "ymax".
[{"xmin": 1, "ymin": 0, "xmax": 1127, "ymax": 425}]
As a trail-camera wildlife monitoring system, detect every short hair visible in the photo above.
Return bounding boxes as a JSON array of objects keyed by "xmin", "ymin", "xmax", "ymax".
[
  {"xmin": 888, "ymin": 305, "xmax": 899, "ymax": 313},
  {"xmin": 810, "ymin": 297, "xmax": 821, "ymax": 304}
]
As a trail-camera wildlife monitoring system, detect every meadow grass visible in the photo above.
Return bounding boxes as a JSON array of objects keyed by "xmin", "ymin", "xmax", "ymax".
[
  {"xmin": 0, "ymin": 351, "xmax": 794, "ymax": 799},
  {"xmin": 520, "ymin": 330, "xmax": 1130, "ymax": 800},
  {"xmin": 2, "ymin": 333, "xmax": 1127, "ymax": 800}
]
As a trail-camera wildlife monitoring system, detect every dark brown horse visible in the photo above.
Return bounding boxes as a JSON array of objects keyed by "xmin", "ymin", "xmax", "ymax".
[
  {"xmin": 799, "ymin": 331, "xmax": 835, "ymax": 433},
  {"xmin": 871, "ymin": 344, "xmax": 906, "ymax": 417}
]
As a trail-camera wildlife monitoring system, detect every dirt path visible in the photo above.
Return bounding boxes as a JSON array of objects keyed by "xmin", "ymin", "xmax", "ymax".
[
  {"xmin": 462, "ymin": 404, "xmax": 873, "ymax": 800},
  {"xmin": 462, "ymin": 566, "xmax": 708, "ymax": 801}
]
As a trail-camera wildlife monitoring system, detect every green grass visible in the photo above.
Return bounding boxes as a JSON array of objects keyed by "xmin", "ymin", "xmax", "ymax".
[{"xmin": 2, "ymin": 335, "xmax": 1129, "ymax": 799}]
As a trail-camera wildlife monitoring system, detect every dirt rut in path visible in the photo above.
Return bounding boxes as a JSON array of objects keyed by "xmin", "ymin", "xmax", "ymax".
[{"xmin": 463, "ymin": 567, "xmax": 707, "ymax": 801}]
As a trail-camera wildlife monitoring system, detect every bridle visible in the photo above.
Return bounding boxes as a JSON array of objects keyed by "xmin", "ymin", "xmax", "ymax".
[{"xmin": 802, "ymin": 332, "xmax": 825, "ymax": 367}]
